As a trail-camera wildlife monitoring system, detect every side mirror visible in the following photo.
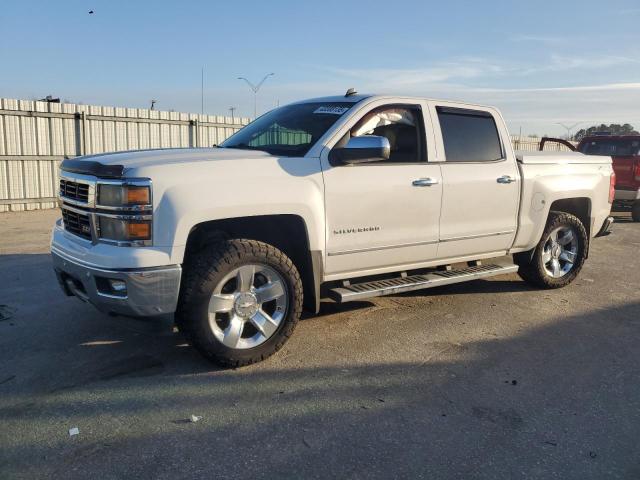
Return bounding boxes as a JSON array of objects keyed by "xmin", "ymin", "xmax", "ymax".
[{"xmin": 330, "ymin": 135, "xmax": 390, "ymax": 164}]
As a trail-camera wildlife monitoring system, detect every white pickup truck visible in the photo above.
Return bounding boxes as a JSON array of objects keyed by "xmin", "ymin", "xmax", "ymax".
[{"xmin": 51, "ymin": 92, "xmax": 615, "ymax": 366}]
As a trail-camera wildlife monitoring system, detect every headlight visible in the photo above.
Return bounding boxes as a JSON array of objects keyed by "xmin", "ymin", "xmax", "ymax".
[
  {"xmin": 98, "ymin": 216, "xmax": 152, "ymax": 243},
  {"xmin": 93, "ymin": 179, "xmax": 152, "ymax": 246},
  {"xmin": 98, "ymin": 184, "xmax": 151, "ymax": 208}
]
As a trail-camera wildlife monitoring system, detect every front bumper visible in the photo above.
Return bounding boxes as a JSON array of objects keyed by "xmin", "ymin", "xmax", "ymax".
[{"xmin": 52, "ymin": 248, "xmax": 182, "ymax": 317}]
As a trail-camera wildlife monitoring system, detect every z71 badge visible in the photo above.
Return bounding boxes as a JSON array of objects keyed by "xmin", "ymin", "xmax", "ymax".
[{"xmin": 333, "ymin": 226, "xmax": 380, "ymax": 235}]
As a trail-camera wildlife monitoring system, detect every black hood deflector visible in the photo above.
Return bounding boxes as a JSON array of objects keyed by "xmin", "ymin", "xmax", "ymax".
[{"xmin": 60, "ymin": 159, "xmax": 125, "ymax": 178}]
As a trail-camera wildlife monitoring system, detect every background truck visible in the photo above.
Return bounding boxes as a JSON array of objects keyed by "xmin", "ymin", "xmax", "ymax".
[
  {"xmin": 576, "ymin": 135, "xmax": 640, "ymax": 221},
  {"xmin": 51, "ymin": 92, "xmax": 615, "ymax": 366}
]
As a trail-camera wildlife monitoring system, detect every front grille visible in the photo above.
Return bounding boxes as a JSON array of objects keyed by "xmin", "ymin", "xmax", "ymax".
[
  {"xmin": 61, "ymin": 208, "xmax": 92, "ymax": 240},
  {"xmin": 59, "ymin": 179, "xmax": 90, "ymax": 203}
]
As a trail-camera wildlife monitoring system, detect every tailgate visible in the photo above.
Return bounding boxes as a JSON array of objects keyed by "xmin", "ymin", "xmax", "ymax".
[{"xmin": 613, "ymin": 156, "xmax": 639, "ymax": 189}]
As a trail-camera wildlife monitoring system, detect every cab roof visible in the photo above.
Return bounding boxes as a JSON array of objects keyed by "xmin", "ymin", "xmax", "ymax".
[{"xmin": 291, "ymin": 93, "xmax": 496, "ymax": 111}]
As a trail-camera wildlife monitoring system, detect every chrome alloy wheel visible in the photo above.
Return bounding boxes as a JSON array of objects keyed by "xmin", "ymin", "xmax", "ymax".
[
  {"xmin": 542, "ymin": 226, "xmax": 579, "ymax": 278},
  {"xmin": 208, "ymin": 264, "xmax": 288, "ymax": 349}
]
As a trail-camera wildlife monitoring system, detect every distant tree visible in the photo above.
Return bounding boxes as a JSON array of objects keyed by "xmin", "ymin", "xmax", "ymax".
[{"xmin": 573, "ymin": 123, "xmax": 639, "ymax": 141}]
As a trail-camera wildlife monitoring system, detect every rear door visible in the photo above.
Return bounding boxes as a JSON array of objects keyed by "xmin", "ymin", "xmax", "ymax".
[{"xmin": 430, "ymin": 103, "xmax": 520, "ymax": 259}]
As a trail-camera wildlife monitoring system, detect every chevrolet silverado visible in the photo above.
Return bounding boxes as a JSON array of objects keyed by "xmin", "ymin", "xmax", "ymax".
[{"xmin": 51, "ymin": 92, "xmax": 615, "ymax": 366}]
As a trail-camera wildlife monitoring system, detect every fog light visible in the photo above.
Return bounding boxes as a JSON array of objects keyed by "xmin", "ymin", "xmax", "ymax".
[
  {"xmin": 96, "ymin": 277, "xmax": 128, "ymax": 298},
  {"xmin": 109, "ymin": 279, "xmax": 127, "ymax": 293}
]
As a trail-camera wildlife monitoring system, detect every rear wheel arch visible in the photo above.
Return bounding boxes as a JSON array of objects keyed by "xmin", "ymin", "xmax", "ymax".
[
  {"xmin": 515, "ymin": 197, "xmax": 592, "ymax": 264},
  {"xmin": 183, "ymin": 215, "xmax": 320, "ymax": 313},
  {"xmin": 547, "ymin": 197, "xmax": 592, "ymax": 238}
]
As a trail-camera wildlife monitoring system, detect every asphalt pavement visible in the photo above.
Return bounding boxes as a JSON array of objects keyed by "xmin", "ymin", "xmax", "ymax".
[{"xmin": 0, "ymin": 209, "xmax": 638, "ymax": 479}]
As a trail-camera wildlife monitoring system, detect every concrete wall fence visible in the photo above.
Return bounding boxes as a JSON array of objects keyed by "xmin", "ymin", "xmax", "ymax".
[{"xmin": 0, "ymin": 97, "xmax": 573, "ymax": 212}]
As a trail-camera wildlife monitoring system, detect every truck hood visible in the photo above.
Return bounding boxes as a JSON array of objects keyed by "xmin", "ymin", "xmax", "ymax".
[{"xmin": 61, "ymin": 147, "xmax": 274, "ymax": 177}]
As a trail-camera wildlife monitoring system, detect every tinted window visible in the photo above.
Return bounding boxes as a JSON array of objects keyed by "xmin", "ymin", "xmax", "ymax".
[
  {"xmin": 220, "ymin": 102, "xmax": 354, "ymax": 157},
  {"xmin": 437, "ymin": 108, "xmax": 503, "ymax": 162},
  {"xmin": 350, "ymin": 106, "xmax": 424, "ymax": 163},
  {"xmin": 578, "ymin": 138, "xmax": 640, "ymax": 156}
]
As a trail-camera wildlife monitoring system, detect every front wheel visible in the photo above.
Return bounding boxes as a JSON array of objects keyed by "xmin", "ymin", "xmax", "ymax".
[
  {"xmin": 176, "ymin": 239, "xmax": 303, "ymax": 367},
  {"xmin": 515, "ymin": 211, "xmax": 588, "ymax": 289}
]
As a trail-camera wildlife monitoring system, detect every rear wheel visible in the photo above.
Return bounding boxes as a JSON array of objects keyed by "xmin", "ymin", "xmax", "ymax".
[
  {"xmin": 176, "ymin": 239, "xmax": 303, "ymax": 367},
  {"xmin": 632, "ymin": 201, "xmax": 640, "ymax": 222},
  {"xmin": 515, "ymin": 211, "xmax": 588, "ymax": 289}
]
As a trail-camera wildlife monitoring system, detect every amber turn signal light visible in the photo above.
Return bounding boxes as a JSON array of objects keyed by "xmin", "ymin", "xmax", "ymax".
[
  {"xmin": 126, "ymin": 186, "xmax": 150, "ymax": 205},
  {"xmin": 127, "ymin": 222, "xmax": 151, "ymax": 239}
]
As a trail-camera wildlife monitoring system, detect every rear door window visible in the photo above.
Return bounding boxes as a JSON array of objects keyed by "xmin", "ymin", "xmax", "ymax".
[{"xmin": 437, "ymin": 107, "xmax": 503, "ymax": 162}]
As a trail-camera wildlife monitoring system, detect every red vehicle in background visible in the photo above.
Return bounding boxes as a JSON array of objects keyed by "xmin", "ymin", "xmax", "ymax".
[{"xmin": 577, "ymin": 135, "xmax": 640, "ymax": 222}]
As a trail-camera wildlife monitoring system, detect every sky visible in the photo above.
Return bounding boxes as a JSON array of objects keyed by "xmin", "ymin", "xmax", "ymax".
[{"xmin": 1, "ymin": 0, "xmax": 639, "ymax": 136}]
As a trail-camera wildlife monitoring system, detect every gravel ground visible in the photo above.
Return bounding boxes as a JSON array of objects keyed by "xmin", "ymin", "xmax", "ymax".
[{"xmin": 0, "ymin": 209, "xmax": 638, "ymax": 480}]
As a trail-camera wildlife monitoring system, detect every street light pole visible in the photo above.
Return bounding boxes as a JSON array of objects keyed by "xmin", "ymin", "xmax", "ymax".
[
  {"xmin": 555, "ymin": 122, "xmax": 582, "ymax": 140},
  {"xmin": 237, "ymin": 73, "xmax": 274, "ymax": 119}
]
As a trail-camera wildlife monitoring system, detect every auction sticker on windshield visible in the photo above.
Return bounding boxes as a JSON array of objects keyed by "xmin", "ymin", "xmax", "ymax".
[{"xmin": 314, "ymin": 106, "xmax": 350, "ymax": 115}]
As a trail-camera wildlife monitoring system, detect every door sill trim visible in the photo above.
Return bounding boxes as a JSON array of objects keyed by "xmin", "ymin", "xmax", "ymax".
[{"xmin": 439, "ymin": 230, "xmax": 515, "ymax": 243}]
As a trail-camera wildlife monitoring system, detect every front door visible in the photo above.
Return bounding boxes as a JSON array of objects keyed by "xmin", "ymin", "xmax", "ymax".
[{"xmin": 322, "ymin": 102, "xmax": 442, "ymax": 278}]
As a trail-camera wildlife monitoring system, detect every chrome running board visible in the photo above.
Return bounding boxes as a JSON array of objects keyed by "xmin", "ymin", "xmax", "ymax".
[{"xmin": 329, "ymin": 263, "xmax": 519, "ymax": 303}]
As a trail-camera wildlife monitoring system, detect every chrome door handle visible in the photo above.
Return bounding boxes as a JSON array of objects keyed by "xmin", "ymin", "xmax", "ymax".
[
  {"xmin": 497, "ymin": 175, "xmax": 516, "ymax": 184},
  {"xmin": 412, "ymin": 178, "xmax": 439, "ymax": 187}
]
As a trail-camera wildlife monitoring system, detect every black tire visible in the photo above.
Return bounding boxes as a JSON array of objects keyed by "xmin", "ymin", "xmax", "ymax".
[
  {"xmin": 515, "ymin": 211, "xmax": 588, "ymax": 289},
  {"xmin": 176, "ymin": 239, "xmax": 303, "ymax": 367},
  {"xmin": 632, "ymin": 202, "xmax": 640, "ymax": 222}
]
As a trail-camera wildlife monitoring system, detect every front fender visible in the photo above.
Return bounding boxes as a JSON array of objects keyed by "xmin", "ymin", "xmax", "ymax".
[{"xmin": 144, "ymin": 156, "xmax": 326, "ymax": 265}]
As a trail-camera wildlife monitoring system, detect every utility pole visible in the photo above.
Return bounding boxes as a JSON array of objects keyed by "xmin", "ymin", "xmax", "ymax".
[
  {"xmin": 229, "ymin": 107, "xmax": 236, "ymax": 121},
  {"xmin": 201, "ymin": 67, "xmax": 204, "ymax": 115},
  {"xmin": 237, "ymin": 73, "xmax": 275, "ymax": 118}
]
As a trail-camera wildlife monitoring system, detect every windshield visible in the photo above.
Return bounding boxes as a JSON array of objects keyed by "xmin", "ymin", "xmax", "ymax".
[
  {"xmin": 220, "ymin": 102, "xmax": 354, "ymax": 156},
  {"xmin": 578, "ymin": 138, "xmax": 640, "ymax": 157}
]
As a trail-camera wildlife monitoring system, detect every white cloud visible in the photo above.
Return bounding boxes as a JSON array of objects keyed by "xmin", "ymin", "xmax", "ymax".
[
  {"xmin": 305, "ymin": 55, "xmax": 640, "ymax": 136},
  {"xmin": 511, "ymin": 34, "xmax": 568, "ymax": 45},
  {"xmin": 317, "ymin": 58, "xmax": 506, "ymax": 87}
]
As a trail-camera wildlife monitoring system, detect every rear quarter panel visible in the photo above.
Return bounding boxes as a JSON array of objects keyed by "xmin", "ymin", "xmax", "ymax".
[{"xmin": 512, "ymin": 161, "xmax": 613, "ymax": 251}]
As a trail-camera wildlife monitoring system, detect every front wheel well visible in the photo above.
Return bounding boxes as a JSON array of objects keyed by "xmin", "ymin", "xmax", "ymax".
[{"xmin": 183, "ymin": 215, "xmax": 318, "ymax": 313}]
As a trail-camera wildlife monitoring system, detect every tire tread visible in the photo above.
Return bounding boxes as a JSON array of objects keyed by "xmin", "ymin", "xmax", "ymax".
[
  {"xmin": 176, "ymin": 239, "xmax": 303, "ymax": 368},
  {"xmin": 516, "ymin": 211, "xmax": 588, "ymax": 289}
]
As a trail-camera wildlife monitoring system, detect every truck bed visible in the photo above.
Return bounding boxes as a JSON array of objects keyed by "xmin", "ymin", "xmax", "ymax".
[{"xmin": 516, "ymin": 151, "xmax": 612, "ymax": 165}]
